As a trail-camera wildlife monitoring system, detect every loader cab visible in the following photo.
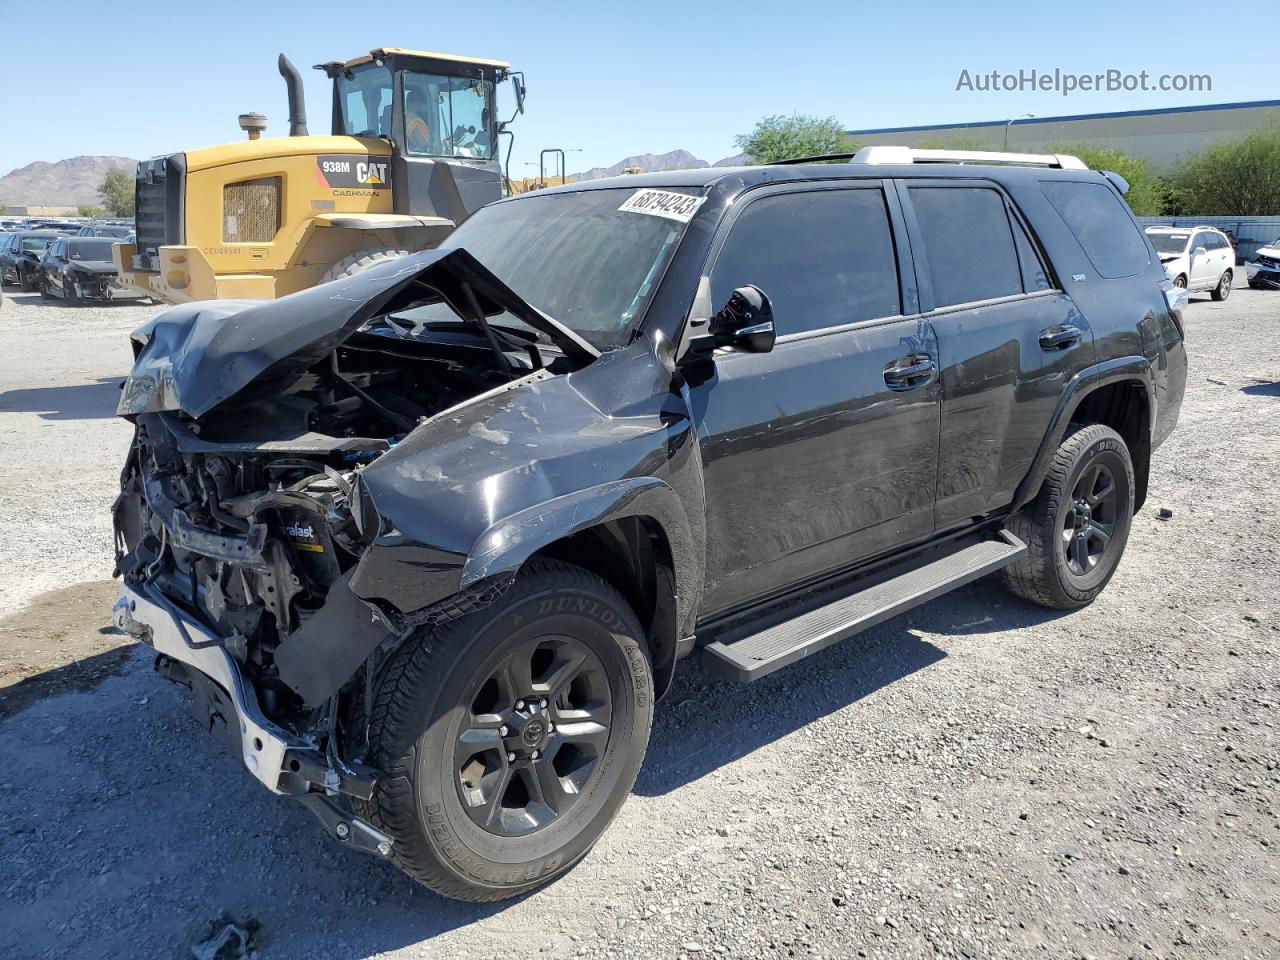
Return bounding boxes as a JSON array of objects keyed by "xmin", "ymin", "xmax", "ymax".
[{"xmin": 319, "ymin": 48, "xmax": 522, "ymax": 225}]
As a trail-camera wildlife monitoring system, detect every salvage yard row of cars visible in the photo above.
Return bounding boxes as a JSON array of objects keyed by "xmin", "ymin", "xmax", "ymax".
[{"xmin": 0, "ymin": 219, "xmax": 138, "ymax": 305}]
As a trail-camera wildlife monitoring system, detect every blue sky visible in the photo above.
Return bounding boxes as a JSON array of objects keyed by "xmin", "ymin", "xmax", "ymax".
[{"xmin": 2, "ymin": 0, "xmax": 1261, "ymax": 178}]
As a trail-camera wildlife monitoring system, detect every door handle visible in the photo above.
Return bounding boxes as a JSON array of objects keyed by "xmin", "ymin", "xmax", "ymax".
[
  {"xmin": 1038, "ymin": 324, "xmax": 1082, "ymax": 350},
  {"xmin": 884, "ymin": 354, "xmax": 936, "ymax": 390}
]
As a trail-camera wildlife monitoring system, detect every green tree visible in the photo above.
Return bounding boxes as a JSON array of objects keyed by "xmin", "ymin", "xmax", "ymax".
[
  {"xmin": 735, "ymin": 114, "xmax": 849, "ymax": 164},
  {"xmin": 97, "ymin": 167, "xmax": 135, "ymax": 217},
  {"xmin": 77, "ymin": 204, "xmax": 106, "ymax": 218},
  {"xmin": 1046, "ymin": 142, "xmax": 1168, "ymax": 216},
  {"xmin": 1172, "ymin": 125, "xmax": 1280, "ymax": 216}
]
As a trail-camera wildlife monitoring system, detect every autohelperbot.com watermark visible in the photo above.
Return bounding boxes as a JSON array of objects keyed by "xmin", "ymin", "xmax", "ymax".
[{"xmin": 956, "ymin": 68, "xmax": 1212, "ymax": 96}]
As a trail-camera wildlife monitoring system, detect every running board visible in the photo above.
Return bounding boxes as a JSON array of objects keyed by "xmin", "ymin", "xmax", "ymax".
[{"xmin": 702, "ymin": 530, "xmax": 1026, "ymax": 682}]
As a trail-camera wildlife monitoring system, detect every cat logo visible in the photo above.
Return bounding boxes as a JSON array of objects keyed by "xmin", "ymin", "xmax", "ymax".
[
  {"xmin": 357, "ymin": 161, "xmax": 388, "ymax": 186},
  {"xmin": 315, "ymin": 155, "xmax": 391, "ymax": 190}
]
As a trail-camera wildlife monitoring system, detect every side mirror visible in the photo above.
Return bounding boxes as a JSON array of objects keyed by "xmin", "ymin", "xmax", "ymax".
[
  {"xmin": 685, "ymin": 284, "xmax": 776, "ymax": 360},
  {"xmin": 1192, "ymin": 246, "xmax": 1207, "ymax": 259},
  {"xmin": 512, "ymin": 74, "xmax": 526, "ymax": 115}
]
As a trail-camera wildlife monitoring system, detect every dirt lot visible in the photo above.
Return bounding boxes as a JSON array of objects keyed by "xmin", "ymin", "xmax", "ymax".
[{"xmin": 0, "ymin": 283, "xmax": 1276, "ymax": 959}]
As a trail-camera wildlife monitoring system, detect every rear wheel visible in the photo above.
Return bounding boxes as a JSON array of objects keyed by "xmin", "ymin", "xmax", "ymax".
[
  {"xmin": 1211, "ymin": 269, "xmax": 1232, "ymax": 301},
  {"xmin": 357, "ymin": 560, "xmax": 654, "ymax": 901},
  {"xmin": 321, "ymin": 247, "xmax": 410, "ymax": 284},
  {"xmin": 1003, "ymin": 423, "xmax": 1134, "ymax": 610}
]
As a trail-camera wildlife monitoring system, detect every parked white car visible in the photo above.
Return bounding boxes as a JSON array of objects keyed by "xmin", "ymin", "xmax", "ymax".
[{"xmin": 1145, "ymin": 226, "xmax": 1234, "ymax": 300}]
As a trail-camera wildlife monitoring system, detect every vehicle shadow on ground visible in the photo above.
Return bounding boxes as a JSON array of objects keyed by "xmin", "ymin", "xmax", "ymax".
[
  {"xmin": 0, "ymin": 377, "xmax": 122, "ymax": 420},
  {"xmin": 635, "ymin": 576, "xmax": 1068, "ymax": 796},
  {"xmin": 1241, "ymin": 380, "xmax": 1280, "ymax": 397}
]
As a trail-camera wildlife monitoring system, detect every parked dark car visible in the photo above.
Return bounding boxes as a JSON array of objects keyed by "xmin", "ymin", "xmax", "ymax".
[
  {"xmin": 76, "ymin": 223, "xmax": 133, "ymax": 238},
  {"xmin": 0, "ymin": 230, "xmax": 63, "ymax": 290},
  {"xmin": 111, "ymin": 148, "xmax": 1187, "ymax": 901},
  {"xmin": 39, "ymin": 236, "xmax": 138, "ymax": 304}
]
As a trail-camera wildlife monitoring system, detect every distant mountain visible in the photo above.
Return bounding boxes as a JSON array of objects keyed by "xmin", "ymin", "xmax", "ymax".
[
  {"xmin": 0, "ymin": 155, "xmax": 138, "ymax": 207},
  {"xmin": 566, "ymin": 149, "xmax": 756, "ymax": 182},
  {"xmin": 567, "ymin": 149, "xmax": 709, "ymax": 182}
]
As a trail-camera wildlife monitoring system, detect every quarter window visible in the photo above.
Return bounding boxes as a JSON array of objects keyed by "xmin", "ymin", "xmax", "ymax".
[
  {"xmin": 909, "ymin": 186, "xmax": 1023, "ymax": 308},
  {"xmin": 1011, "ymin": 215, "xmax": 1053, "ymax": 292},
  {"xmin": 1040, "ymin": 180, "xmax": 1149, "ymax": 279},
  {"xmin": 709, "ymin": 189, "xmax": 901, "ymax": 338}
]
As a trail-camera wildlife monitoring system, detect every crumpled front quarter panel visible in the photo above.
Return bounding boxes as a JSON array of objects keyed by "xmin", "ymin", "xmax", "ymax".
[{"xmin": 348, "ymin": 342, "xmax": 705, "ymax": 621}]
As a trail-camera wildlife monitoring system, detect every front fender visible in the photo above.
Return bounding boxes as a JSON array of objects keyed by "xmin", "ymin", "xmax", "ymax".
[{"xmin": 462, "ymin": 476, "xmax": 701, "ymax": 634}]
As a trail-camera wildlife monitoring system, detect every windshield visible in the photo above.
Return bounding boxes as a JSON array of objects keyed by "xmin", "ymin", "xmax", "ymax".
[
  {"xmin": 69, "ymin": 239, "xmax": 115, "ymax": 260},
  {"xmin": 402, "ymin": 71, "xmax": 493, "ymax": 159},
  {"xmin": 20, "ymin": 237, "xmax": 51, "ymax": 252},
  {"xmin": 396, "ymin": 188, "xmax": 699, "ymax": 351},
  {"xmin": 337, "ymin": 64, "xmax": 394, "ymax": 138},
  {"xmin": 1148, "ymin": 232, "xmax": 1190, "ymax": 255}
]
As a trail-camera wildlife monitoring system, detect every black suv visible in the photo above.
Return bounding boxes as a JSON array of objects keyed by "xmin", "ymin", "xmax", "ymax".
[{"xmin": 111, "ymin": 148, "xmax": 1187, "ymax": 901}]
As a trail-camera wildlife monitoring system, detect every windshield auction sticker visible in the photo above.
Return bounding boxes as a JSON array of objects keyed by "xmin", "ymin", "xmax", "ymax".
[{"xmin": 618, "ymin": 189, "xmax": 706, "ymax": 223}]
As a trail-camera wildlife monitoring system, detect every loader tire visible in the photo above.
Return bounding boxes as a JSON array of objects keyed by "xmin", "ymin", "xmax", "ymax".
[{"xmin": 321, "ymin": 247, "xmax": 410, "ymax": 284}]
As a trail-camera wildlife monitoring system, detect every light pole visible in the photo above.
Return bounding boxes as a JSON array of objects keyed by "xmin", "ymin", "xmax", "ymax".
[{"xmin": 1004, "ymin": 114, "xmax": 1034, "ymax": 150}]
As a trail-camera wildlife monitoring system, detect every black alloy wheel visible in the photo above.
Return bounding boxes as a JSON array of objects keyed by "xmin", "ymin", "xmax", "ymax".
[
  {"xmin": 357, "ymin": 560, "xmax": 653, "ymax": 902},
  {"xmin": 455, "ymin": 633, "xmax": 613, "ymax": 837},
  {"xmin": 1002, "ymin": 422, "xmax": 1134, "ymax": 609},
  {"xmin": 1060, "ymin": 460, "xmax": 1119, "ymax": 578}
]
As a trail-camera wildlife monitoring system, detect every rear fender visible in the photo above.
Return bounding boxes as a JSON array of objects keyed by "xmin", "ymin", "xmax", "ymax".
[{"xmin": 1012, "ymin": 355, "xmax": 1155, "ymax": 512}]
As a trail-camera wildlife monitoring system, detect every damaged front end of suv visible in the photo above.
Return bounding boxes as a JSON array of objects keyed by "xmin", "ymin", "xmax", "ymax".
[{"xmin": 111, "ymin": 248, "xmax": 603, "ymax": 854}]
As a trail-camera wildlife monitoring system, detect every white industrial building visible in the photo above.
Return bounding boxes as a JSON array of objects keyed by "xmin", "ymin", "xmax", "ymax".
[{"xmin": 847, "ymin": 100, "xmax": 1280, "ymax": 172}]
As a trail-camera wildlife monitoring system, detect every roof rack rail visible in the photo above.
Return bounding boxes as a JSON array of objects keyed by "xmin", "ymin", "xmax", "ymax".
[
  {"xmin": 773, "ymin": 153, "xmax": 861, "ymax": 165},
  {"xmin": 850, "ymin": 145, "xmax": 1088, "ymax": 170}
]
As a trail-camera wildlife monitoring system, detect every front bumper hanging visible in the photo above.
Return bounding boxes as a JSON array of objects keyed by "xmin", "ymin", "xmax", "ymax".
[{"xmin": 112, "ymin": 584, "xmax": 394, "ymax": 857}]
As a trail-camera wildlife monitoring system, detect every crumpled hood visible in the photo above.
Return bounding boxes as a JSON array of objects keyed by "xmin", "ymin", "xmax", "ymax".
[
  {"xmin": 1255, "ymin": 245, "xmax": 1280, "ymax": 260},
  {"xmin": 117, "ymin": 246, "xmax": 597, "ymax": 419},
  {"xmin": 68, "ymin": 259, "xmax": 118, "ymax": 274}
]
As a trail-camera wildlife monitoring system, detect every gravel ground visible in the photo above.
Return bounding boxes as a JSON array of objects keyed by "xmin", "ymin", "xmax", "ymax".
[{"xmin": 0, "ymin": 281, "xmax": 1276, "ymax": 959}]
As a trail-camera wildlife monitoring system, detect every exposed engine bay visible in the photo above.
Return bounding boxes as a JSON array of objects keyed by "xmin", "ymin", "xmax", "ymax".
[
  {"xmin": 116, "ymin": 336, "xmax": 517, "ymax": 723},
  {"xmin": 111, "ymin": 249, "xmax": 594, "ymax": 798}
]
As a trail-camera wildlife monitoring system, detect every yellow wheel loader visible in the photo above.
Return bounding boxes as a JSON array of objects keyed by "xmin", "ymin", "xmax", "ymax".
[{"xmin": 114, "ymin": 49, "xmax": 526, "ymax": 304}]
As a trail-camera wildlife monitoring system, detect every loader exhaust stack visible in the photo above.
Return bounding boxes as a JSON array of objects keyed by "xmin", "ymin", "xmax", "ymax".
[{"xmin": 278, "ymin": 53, "xmax": 309, "ymax": 137}]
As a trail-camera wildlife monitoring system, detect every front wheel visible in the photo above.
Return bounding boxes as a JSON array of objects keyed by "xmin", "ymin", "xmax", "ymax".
[
  {"xmin": 39, "ymin": 274, "xmax": 53, "ymax": 300},
  {"xmin": 1211, "ymin": 270, "xmax": 1232, "ymax": 301},
  {"xmin": 1003, "ymin": 423, "xmax": 1134, "ymax": 610},
  {"xmin": 357, "ymin": 560, "xmax": 654, "ymax": 901},
  {"xmin": 1173, "ymin": 275, "xmax": 1187, "ymax": 290},
  {"xmin": 18, "ymin": 270, "xmax": 36, "ymax": 292}
]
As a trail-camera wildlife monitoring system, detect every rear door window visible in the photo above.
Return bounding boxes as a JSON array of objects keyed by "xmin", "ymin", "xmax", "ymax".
[
  {"xmin": 1040, "ymin": 180, "xmax": 1149, "ymax": 279},
  {"xmin": 709, "ymin": 188, "xmax": 901, "ymax": 337},
  {"xmin": 907, "ymin": 186, "xmax": 1023, "ymax": 308}
]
